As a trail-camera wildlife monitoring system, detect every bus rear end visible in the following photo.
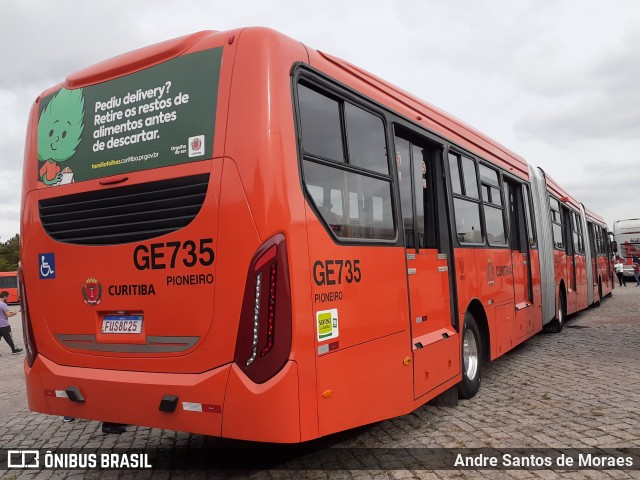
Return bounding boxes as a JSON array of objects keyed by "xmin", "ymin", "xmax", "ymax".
[
  {"xmin": 20, "ymin": 28, "xmax": 309, "ymax": 442},
  {"xmin": 613, "ymin": 219, "xmax": 640, "ymax": 277},
  {"xmin": 0, "ymin": 271, "xmax": 19, "ymax": 303}
]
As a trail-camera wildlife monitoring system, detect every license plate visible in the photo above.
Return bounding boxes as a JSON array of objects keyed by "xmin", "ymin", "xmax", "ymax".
[{"xmin": 101, "ymin": 315, "xmax": 143, "ymax": 334}]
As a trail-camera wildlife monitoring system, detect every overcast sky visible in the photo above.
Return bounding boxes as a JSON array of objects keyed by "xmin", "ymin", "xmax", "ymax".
[{"xmin": 1, "ymin": 0, "xmax": 638, "ymax": 242}]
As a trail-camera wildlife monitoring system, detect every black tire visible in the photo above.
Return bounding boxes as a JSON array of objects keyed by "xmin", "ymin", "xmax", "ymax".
[
  {"xmin": 605, "ymin": 273, "xmax": 616, "ymax": 298},
  {"xmin": 458, "ymin": 313, "xmax": 482, "ymax": 399},
  {"xmin": 545, "ymin": 291, "xmax": 565, "ymax": 333}
]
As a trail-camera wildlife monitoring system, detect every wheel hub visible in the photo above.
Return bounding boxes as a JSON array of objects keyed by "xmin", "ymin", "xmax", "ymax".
[{"xmin": 463, "ymin": 329, "xmax": 478, "ymax": 380}]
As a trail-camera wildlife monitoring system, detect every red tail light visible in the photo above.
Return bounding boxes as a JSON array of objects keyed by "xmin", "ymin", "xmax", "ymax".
[
  {"xmin": 18, "ymin": 265, "xmax": 38, "ymax": 367},
  {"xmin": 234, "ymin": 234, "xmax": 292, "ymax": 384}
]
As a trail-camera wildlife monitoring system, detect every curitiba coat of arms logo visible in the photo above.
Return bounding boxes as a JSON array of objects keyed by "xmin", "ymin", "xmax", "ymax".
[{"xmin": 82, "ymin": 277, "xmax": 103, "ymax": 306}]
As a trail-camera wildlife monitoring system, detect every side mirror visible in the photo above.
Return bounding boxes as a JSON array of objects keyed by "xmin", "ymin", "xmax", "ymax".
[{"xmin": 612, "ymin": 241, "xmax": 617, "ymax": 253}]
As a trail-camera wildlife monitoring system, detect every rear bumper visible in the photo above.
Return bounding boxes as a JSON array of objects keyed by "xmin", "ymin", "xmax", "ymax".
[
  {"xmin": 26, "ymin": 355, "xmax": 231, "ymax": 436},
  {"xmin": 25, "ymin": 355, "xmax": 302, "ymax": 442}
]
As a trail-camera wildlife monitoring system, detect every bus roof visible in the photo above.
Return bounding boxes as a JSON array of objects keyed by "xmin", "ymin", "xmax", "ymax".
[
  {"xmin": 584, "ymin": 207, "xmax": 607, "ymax": 226},
  {"xmin": 538, "ymin": 169, "xmax": 582, "ymax": 211},
  {"xmin": 65, "ymin": 31, "xmax": 218, "ymax": 90},
  {"xmin": 613, "ymin": 218, "xmax": 640, "ymax": 234},
  {"xmin": 308, "ymin": 48, "xmax": 530, "ymax": 180}
]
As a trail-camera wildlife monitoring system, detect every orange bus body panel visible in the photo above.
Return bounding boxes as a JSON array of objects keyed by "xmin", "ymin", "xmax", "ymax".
[
  {"xmin": 316, "ymin": 331, "xmax": 412, "ymax": 436},
  {"xmin": 223, "ymin": 362, "xmax": 301, "ymax": 443}
]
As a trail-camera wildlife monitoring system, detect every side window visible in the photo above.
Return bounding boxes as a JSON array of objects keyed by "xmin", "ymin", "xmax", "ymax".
[
  {"xmin": 572, "ymin": 212, "xmax": 580, "ymax": 254},
  {"xmin": 344, "ymin": 103, "xmax": 389, "ymax": 175},
  {"xmin": 298, "ymin": 84, "xmax": 344, "ymax": 163},
  {"xmin": 461, "ymin": 157, "xmax": 479, "ymax": 199},
  {"xmin": 549, "ymin": 197, "xmax": 564, "ymax": 250},
  {"xmin": 597, "ymin": 226, "xmax": 602, "ymax": 255},
  {"xmin": 303, "ymin": 161, "xmax": 394, "ymax": 239},
  {"xmin": 587, "ymin": 222, "xmax": 596, "ymax": 257},
  {"xmin": 298, "ymin": 81, "xmax": 395, "ymax": 241},
  {"xmin": 479, "ymin": 164, "xmax": 506, "ymax": 246},
  {"xmin": 396, "ymin": 137, "xmax": 414, "ymax": 248},
  {"xmin": 0, "ymin": 277, "xmax": 17, "ymax": 288},
  {"xmin": 576, "ymin": 213, "xmax": 585, "ymax": 254},
  {"xmin": 395, "ymin": 130, "xmax": 438, "ymax": 250},
  {"xmin": 522, "ymin": 184, "xmax": 537, "ymax": 248},
  {"xmin": 449, "ymin": 153, "xmax": 462, "ymax": 195},
  {"xmin": 449, "ymin": 152, "xmax": 482, "ymax": 244},
  {"xmin": 413, "ymin": 144, "xmax": 437, "ymax": 249}
]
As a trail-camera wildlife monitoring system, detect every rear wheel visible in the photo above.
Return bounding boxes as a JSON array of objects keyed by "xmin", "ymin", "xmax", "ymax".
[
  {"xmin": 606, "ymin": 274, "xmax": 614, "ymax": 297},
  {"xmin": 458, "ymin": 313, "xmax": 482, "ymax": 399},
  {"xmin": 545, "ymin": 291, "xmax": 565, "ymax": 333}
]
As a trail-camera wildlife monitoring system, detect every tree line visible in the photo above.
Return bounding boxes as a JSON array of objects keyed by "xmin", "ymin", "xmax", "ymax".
[{"xmin": 0, "ymin": 234, "xmax": 19, "ymax": 271}]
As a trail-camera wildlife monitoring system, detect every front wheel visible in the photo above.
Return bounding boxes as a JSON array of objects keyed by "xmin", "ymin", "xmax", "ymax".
[{"xmin": 458, "ymin": 313, "xmax": 482, "ymax": 399}]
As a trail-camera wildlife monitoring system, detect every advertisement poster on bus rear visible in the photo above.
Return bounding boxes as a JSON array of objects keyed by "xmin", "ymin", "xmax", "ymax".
[{"xmin": 36, "ymin": 47, "xmax": 222, "ymax": 187}]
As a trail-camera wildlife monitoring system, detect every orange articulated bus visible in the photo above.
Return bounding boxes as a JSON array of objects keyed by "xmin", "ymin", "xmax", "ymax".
[
  {"xmin": 0, "ymin": 271, "xmax": 19, "ymax": 304},
  {"xmin": 20, "ymin": 27, "xmax": 612, "ymax": 443}
]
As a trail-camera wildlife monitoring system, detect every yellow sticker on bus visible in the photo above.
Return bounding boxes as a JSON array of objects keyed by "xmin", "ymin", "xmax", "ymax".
[{"xmin": 316, "ymin": 308, "xmax": 339, "ymax": 341}]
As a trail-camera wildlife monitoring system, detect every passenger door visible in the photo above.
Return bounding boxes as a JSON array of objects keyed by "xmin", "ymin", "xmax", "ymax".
[
  {"xmin": 563, "ymin": 207, "xmax": 578, "ymax": 312},
  {"xmin": 394, "ymin": 128, "xmax": 459, "ymax": 400},
  {"xmin": 506, "ymin": 180, "xmax": 534, "ymax": 338}
]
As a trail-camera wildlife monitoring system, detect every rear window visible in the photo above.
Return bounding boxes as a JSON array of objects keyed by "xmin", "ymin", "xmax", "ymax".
[
  {"xmin": 36, "ymin": 47, "xmax": 222, "ymax": 188},
  {"xmin": 0, "ymin": 276, "xmax": 17, "ymax": 288}
]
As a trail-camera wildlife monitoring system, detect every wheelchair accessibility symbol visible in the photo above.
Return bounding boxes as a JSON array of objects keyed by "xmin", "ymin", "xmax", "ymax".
[{"xmin": 39, "ymin": 253, "xmax": 56, "ymax": 279}]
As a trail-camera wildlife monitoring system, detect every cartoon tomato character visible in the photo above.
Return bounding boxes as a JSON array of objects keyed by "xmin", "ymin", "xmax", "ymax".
[{"xmin": 37, "ymin": 88, "xmax": 84, "ymax": 186}]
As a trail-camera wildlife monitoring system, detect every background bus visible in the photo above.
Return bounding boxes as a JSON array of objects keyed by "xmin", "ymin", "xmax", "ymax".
[
  {"xmin": 613, "ymin": 218, "xmax": 640, "ymax": 277},
  {"xmin": 0, "ymin": 271, "xmax": 19, "ymax": 304},
  {"xmin": 20, "ymin": 27, "xmax": 611, "ymax": 443}
]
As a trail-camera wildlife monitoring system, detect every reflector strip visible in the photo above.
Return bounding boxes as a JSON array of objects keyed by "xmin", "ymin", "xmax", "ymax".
[
  {"xmin": 45, "ymin": 390, "xmax": 69, "ymax": 398},
  {"xmin": 182, "ymin": 402, "xmax": 202, "ymax": 412},
  {"xmin": 203, "ymin": 404, "xmax": 222, "ymax": 414},
  {"xmin": 254, "ymin": 245, "xmax": 277, "ymax": 271},
  {"xmin": 182, "ymin": 402, "xmax": 222, "ymax": 413}
]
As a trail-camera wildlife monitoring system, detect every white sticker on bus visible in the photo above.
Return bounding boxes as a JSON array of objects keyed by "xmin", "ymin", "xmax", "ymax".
[
  {"xmin": 316, "ymin": 308, "xmax": 339, "ymax": 342},
  {"xmin": 188, "ymin": 135, "xmax": 205, "ymax": 157},
  {"xmin": 182, "ymin": 402, "xmax": 203, "ymax": 412}
]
